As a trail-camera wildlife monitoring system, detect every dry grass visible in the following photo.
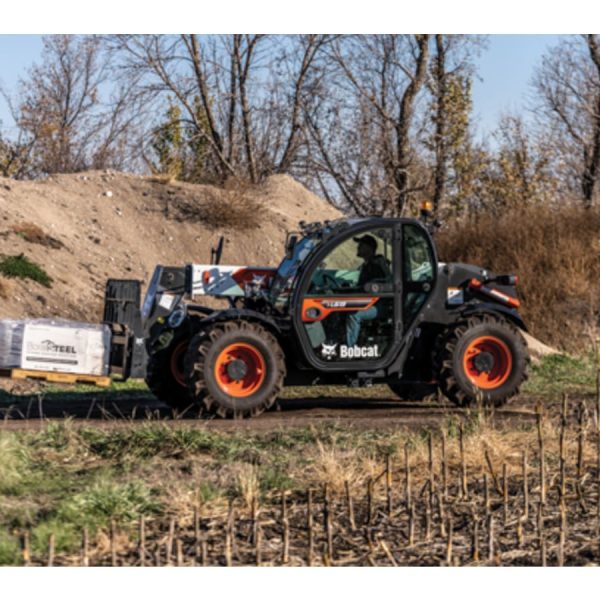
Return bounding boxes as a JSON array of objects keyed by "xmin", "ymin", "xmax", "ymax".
[
  {"xmin": 146, "ymin": 174, "xmax": 176, "ymax": 185},
  {"xmin": 306, "ymin": 439, "xmax": 379, "ymax": 494},
  {"xmin": 0, "ymin": 277, "xmax": 8, "ymax": 299},
  {"xmin": 235, "ymin": 464, "xmax": 260, "ymax": 510},
  {"xmin": 0, "ymin": 436, "xmax": 27, "ymax": 494},
  {"xmin": 168, "ymin": 179, "xmax": 266, "ymax": 230},
  {"xmin": 437, "ymin": 205, "xmax": 600, "ymax": 351},
  {"xmin": 10, "ymin": 222, "xmax": 64, "ymax": 249}
]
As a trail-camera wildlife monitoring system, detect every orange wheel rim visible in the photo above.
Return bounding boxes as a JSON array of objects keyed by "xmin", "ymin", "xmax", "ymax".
[
  {"xmin": 170, "ymin": 341, "xmax": 188, "ymax": 388},
  {"xmin": 462, "ymin": 336, "xmax": 512, "ymax": 390},
  {"xmin": 214, "ymin": 343, "xmax": 266, "ymax": 398}
]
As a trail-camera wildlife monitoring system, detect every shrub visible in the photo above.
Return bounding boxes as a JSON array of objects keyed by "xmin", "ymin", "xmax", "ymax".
[
  {"xmin": 170, "ymin": 182, "xmax": 265, "ymax": 230},
  {"xmin": 436, "ymin": 205, "xmax": 600, "ymax": 351},
  {"xmin": 0, "ymin": 254, "xmax": 53, "ymax": 288}
]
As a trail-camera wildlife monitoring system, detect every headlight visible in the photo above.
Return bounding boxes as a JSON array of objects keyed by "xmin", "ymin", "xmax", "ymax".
[{"xmin": 168, "ymin": 305, "xmax": 187, "ymax": 328}]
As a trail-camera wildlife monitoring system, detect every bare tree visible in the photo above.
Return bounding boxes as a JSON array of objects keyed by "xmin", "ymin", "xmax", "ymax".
[
  {"xmin": 431, "ymin": 35, "xmax": 448, "ymax": 215},
  {"xmin": 470, "ymin": 115, "xmax": 558, "ymax": 213},
  {"xmin": 533, "ymin": 35, "xmax": 600, "ymax": 207},
  {"xmin": 274, "ymin": 35, "xmax": 333, "ymax": 174},
  {"xmin": 2, "ymin": 33, "xmax": 500, "ymax": 216},
  {"xmin": 2, "ymin": 35, "xmax": 138, "ymax": 176},
  {"xmin": 304, "ymin": 35, "xmax": 431, "ymax": 216},
  {"xmin": 428, "ymin": 35, "xmax": 485, "ymax": 215},
  {"xmin": 109, "ymin": 35, "xmax": 329, "ymax": 184}
]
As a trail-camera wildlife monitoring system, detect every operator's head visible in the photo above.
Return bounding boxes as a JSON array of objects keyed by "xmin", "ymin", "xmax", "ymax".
[{"xmin": 354, "ymin": 234, "xmax": 377, "ymax": 260}]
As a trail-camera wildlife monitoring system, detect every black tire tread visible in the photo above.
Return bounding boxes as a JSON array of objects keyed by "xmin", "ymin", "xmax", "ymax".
[
  {"xmin": 434, "ymin": 314, "xmax": 529, "ymax": 407},
  {"xmin": 184, "ymin": 320, "xmax": 285, "ymax": 419}
]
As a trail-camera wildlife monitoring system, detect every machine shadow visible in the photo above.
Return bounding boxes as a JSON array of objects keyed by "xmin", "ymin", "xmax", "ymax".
[{"xmin": 0, "ymin": 388, "xmax": 449, "ymax": 421}]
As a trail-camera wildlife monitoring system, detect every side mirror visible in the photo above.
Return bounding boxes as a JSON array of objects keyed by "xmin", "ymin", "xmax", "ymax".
[{"xmin": 285, "ymin": 235, "xmax": 298, "ymax": 260}]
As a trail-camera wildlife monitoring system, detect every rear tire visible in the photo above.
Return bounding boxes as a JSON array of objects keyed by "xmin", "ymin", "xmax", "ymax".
[
  {"xmin": 435, "ymin": 314, "xmax": 529, "ymax": 407},
  {"xmin": 145, "ymin": 337, "xmax": 194, "ymax": 411},
  {"xmin": 185, "ymin": 321, "xmax": 285, "ymax": 419}
]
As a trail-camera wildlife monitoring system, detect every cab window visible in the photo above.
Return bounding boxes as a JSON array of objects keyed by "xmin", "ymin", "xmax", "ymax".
[
  {"xmin": 403, "ymin": 224, "xmax": 435, "ymax": 324},
  {"xmin": 308, "ymin": 229, "xmax": 393, "ymax": 295}
]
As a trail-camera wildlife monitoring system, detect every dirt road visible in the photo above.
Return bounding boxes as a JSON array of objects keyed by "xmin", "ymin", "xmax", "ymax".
[{"xmin": 0, "ymin": 390, "xmax": 559, "ymax": 432}]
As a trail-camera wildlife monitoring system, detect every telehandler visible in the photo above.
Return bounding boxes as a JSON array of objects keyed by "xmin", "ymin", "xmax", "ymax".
[{"xmin": 103, "ymin": 213, "xmax": 529, "ymax": 418}]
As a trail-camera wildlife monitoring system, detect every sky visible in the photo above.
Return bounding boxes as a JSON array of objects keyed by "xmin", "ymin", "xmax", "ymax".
[
  {"xmin": 470, "ymin": 34, "xmax": 563, "ymax": 140},
  {"xmin": 0, "ymin": 35, "xmax": 43, "ymax": 133},
  {"xmin": 0, "ymin": 34, "xmax": 566, "ymax": 140}
]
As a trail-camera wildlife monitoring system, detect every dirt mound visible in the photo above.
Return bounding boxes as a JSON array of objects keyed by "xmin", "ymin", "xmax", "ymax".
[
  {"xmin": 437, "ymin": 205, "xmax": 600, "ymax": 351},
  {"xmin": 521, "ymin": 332, "xmax": 559, "ymax": 364},
  {"xmin": 0, "ymin": 172, "xmax": 341, "ymax": 322},
  {"xmin": 1, "ymin": 172, "xmax": 579, "ymax": 353}
]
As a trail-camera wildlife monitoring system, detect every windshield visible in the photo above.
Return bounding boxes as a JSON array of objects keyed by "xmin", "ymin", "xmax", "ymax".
[{"xmin": 270, "ymin": 235, "xmax": 320, "ymax": 311}]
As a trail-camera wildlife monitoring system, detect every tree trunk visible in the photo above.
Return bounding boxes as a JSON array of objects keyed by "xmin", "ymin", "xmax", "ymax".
[
  {"xmin": 235, "ymin": 35, "xmax": 260, "ymax": 183},
  {"xmin": 432, "ymin": 35, "xmax": 448, "ymax": 216},
  {"xmin": 395, "ymin": 35, "xmax": 430, "ymax": 215},
  {"xmin": 582, "ymin": 35, "xmax": 600, "ymax": 207}
]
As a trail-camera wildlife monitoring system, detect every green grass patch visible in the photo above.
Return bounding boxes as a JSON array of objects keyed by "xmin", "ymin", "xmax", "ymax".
[
  {"xmin": 58, "ymin": 479, "xmax": 161, "ymax": 530},
  {"xmin": 259, "ymin": 465, "xmax": 295, "ymax": 494},
  {"xmin": 0, "ymin": 254, "xmax": 52, "ymax": 287},
  {"xmin": 524, "ymin": 353, "xmax": 597, "ymax": 396},
  {"xmin": 0, "ymin": 423, "xmax": 335, "ymax": 563},
  {"xmin": 0, "ymin": 530, "xmax": 21, "ymax": 565},
  {"xmin": 30, "ymin": 519, "xmax": 78, "ymax": 556},
  {"xmin": 77, "ymin": 424, "xmax": 232, "ymax": 460},
  {"xmin": 197, "ymin": 481, "xmax": 222, "ymax": 504}
]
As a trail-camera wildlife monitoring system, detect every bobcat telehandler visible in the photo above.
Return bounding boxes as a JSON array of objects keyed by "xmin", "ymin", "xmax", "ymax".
[{"xmin": 103, "ymin": 213, "xmax": 529, "ymax": 418}]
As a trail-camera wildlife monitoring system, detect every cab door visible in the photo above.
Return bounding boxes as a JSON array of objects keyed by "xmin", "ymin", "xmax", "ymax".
[
  {"xmin": 401, "ymin": 222, "xmax": 437, "ymax": 330},
  {"xmin": 293, "ymin": 225, "xmax": 399, "ymax": 370}
]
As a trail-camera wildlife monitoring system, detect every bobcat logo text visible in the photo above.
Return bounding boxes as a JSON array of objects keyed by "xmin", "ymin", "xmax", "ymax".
[{"xmin": 320, "ymin": 344, "xmax": 379, "ymax": 360}]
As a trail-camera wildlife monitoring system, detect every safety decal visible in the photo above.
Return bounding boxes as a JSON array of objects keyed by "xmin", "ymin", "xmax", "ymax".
[
  {"xmin": 302, "ymin": 297, "xmax": 378, "ymax": 322},
  {"xmin": 447, "ymin": 287, "xmax": 464, "ymax": 305}
]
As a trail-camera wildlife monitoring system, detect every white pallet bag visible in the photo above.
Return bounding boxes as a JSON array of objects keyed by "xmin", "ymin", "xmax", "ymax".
[{"xmin": 0, "ymin": 319, "xmax": 110, "ymax": 376}]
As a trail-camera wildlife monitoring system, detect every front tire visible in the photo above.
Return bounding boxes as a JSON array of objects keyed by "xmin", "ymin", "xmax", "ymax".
[
  {"xmin": 185, "ymin": 321, "xmax": 285, "ymax": 419},
  {"xmin": 436, "ymin": 314, "xmax": 529, "ymax": 407}
]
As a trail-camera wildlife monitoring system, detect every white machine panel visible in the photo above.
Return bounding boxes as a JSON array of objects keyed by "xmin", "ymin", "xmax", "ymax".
[{"xmin": 188, "ymin": 264, "xmax": 276, "ymax": 297}]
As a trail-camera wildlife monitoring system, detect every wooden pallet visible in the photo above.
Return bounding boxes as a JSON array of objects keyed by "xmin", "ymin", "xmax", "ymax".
[{"xmin": 0, "ymin": 368, "xmax": 112, "ymax": 388}]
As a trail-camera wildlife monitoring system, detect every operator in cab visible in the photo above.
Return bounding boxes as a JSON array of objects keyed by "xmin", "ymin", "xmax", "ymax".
[{"xmin": 346, "ymin": 234, "xmax": 391, "ymax": 346}]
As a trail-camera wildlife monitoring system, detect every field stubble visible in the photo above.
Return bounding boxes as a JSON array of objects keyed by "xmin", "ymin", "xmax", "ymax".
[
  {"xmin": 1, "ymin": 353, "xmax": 600, "ymax": 566},
  {"xmin": 2, "ymin": 393, "xmax": 600, "ymax": 567}
]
